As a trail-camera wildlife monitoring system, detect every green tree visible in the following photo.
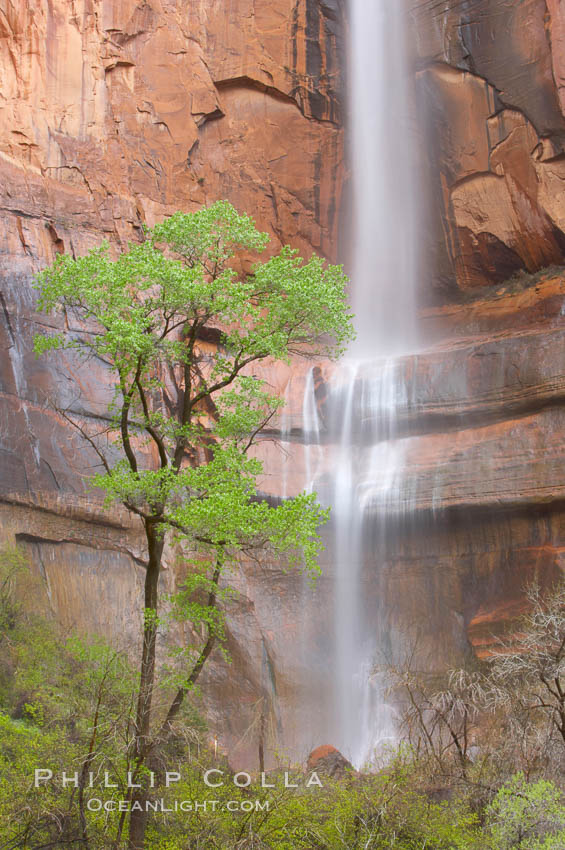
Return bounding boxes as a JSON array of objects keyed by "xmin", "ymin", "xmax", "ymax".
[
  {"xmin": 33, "ymin": 201, "xmax": 354, "ymax": 847},
  {"xmin": 0, "ymin": 546, "xmax": 26, "ymax": 633},
  {"xmin": 0, "ymin": 547, "xmax": 140, "ymax": 848},
  {"xmin": 486, "ymin": 774, "xmax": 565, "ymax": 849}
]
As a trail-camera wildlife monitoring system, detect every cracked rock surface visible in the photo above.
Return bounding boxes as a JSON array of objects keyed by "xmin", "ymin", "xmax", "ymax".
[{"xmin": 1, "ymin": 0, "xmax": 565, "ymax": 765}]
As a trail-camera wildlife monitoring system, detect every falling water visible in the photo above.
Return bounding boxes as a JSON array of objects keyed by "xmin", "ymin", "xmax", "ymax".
[
  {"xmin": 328, "ymin": 361, "xmax": 409, "ymax": 765},
  {"xmin": 302, "ymin": 368, "xmax": 323, "ymax": 495},
  {"xmin": 349, "ymin": 0, "xmax": 419, "ymax": 356},
  {"xmin": 327, "ymin": 0, "xmax": 421, "ymax": 766},
  {"xmin": 332, "ymin": 363, "xmax": 362, "ymax": 758},
  {"xmin": 279, "ymin": 377, "xmax": 292, "ymax": 501},
  {"xmin": 8, "ymin": 315, "xmax": 41, "ymax": 467}
]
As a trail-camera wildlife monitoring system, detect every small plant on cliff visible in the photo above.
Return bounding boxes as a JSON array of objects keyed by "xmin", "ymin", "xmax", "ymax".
[{"xmin": 33, "ymin": 201, "xmax": 354, "ymax": 848}]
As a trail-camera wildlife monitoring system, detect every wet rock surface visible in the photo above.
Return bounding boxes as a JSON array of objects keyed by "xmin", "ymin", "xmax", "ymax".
[
  {"xmin": 0, "ymin": 0, "xmax": 346, "ymax": 770},
  {"xmin": 1, "ymin": 0, "xmax": 565, "ymax": 767},
  {"xmin": 413, "ymin": 0, "xmax": 565, "ymax": 295},
  {"xmin": 307, "ymin": 745, "xmax": 354, "ymax": 777}
]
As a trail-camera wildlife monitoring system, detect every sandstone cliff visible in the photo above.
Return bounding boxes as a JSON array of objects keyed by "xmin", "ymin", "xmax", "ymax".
[
  {"xmin": 0, "ymin": 0, "xmax": 347, "ymax": 767},
  {"xmin": 414, "ymin": 0, "xmax": 565, "ymax": 294},
  {"xmin": 1, "ymin": 0, "xmax": 565, "ymax": 766}
]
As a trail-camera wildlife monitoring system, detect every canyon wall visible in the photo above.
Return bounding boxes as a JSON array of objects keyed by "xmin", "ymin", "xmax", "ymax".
[
  {"xmin": 403, "ymin": 0, "xmax": 565, "ymax": 655},
  {"xmin": 0, "ymin": 0, "xmax": 347, "ymax": 766},
  {"xmin": 414, "ymin": 0, "xmax": 565, "ymax": 295},
  {"xmin": 1, "ymin": 0, "xmax": 565, "ymax": 765}
]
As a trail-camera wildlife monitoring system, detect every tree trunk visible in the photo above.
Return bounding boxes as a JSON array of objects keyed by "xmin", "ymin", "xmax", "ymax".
[
  {"xmin": 128, "ymin": 520, "xmax": 165, "ymax": 849},
  {"xmin": 160, "ymin": 554, "xmax": 223, "ymax": 735},
  {"xmin": 258, "ymin": 699, "xmax": 266, "ymax": 773}
]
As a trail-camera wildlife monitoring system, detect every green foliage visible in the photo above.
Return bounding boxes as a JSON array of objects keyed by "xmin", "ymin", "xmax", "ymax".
[
  {"xmin": 34, "ymin": 200, "xmax": 353, "ymax": 370},
  {"xmin": 0, "ymin": 711, "xmax": 76, "ymax": 847},
  {"xmin": 33, "ymin": 200, "xmax": 353, "ymax": 635},
  {"xmin": 486, "ymin": 774, "xmax": 565, "ymax": 849},
  {"xmin": 151, "ymin": 201, "xmax": 271, "ymax": 267},
  {"xmin": 0, "ymin": 550, "xmax": 140, "ymax": 847},
  {"xmin": 1, "ymin": 566, "xmax": 564, "ymax": 850},
  {"xmin": 0, "ymin": 546, "xmax": 27, "ymax": 633},
  {"xmin": 139, "ymin": 763, "xmax": 482, "ymax": 850},
  {"xmin": 32, "ymin": 202, "xmax": 354, "ymax": 843},
  {"xmin": 24, "ymin": 205, "xmax": 565, "ymax": 849}
]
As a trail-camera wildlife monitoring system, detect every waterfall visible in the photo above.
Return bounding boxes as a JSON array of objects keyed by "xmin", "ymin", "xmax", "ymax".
[
  {"xmin": 284, "ymin": 0, "xmax": 420, "ymax": 768},
  {"xmin": 8, "ymin": 315, "xmax": 41, "ymax": 467},
  {"xmin": 328, "ymin": 361, "xmax": 409, "ymax": 766},
  {"xmin": 327, "ymin": 0, "xmax": 420, "ymax": 766},
  {"xmin": 302, "ymin": 368, "xmax": 323, "ymax": 495},
  {"xmin": 349, "ymin": 0, "xmax": 419, "ymax": 356},
  {"xmin": 279, "ymin": 377, "xmax": 292, "ymax": 501},
  {"xmin": 332, "ymin": 363, "xmax": 363, "ymax": 760}
]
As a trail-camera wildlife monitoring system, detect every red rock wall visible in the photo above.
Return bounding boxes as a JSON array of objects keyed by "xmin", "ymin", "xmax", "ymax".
[
  {"xmin": 0, "ymin": 0, "xmax": 344, "ymax": 258},
  {"xmin": 2, "ymin": 0, "xmax": 565, "ymax": 765},
  {"xmin": 413, "ymin": 0, "xmax": 565, "ymax": 295},
  {"xmin": 0, "ymin": 0, "xmax": 347, "ymax": 579},
  {"xmin": 0, "ymin": 0, "xmax": 346, "ymax": 767}
]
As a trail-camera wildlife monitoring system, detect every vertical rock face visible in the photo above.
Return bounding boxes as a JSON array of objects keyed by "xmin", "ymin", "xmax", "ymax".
[
  {"xmin": 0, "ymin": 0, "xmax": 346, "ymax": 767},
  {"xmin": 1, "ymin": 0, "xmax": 565, "ymax": 768},
  {"xmin": 0, "ymin": 0, "xmax": 344, "ymax": 261},
  {"xmin": 0, "ymin": 0, "xmax": 346, "ymax": 543},
  {"xmin": 413, "ymin": 0, "xmax": 565, "ymax": 295}
]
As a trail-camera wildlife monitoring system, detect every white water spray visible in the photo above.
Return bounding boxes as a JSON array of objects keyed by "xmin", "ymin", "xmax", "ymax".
[
  {"xmin": 349, "ymin": 0, "xmax": 419, "ymax": 356},
  {"xmin": 279, "ymin": 377, "xmax": 292, "ymax": 501},
  {"xmin": 302, "ymin": 368, "xmax": 323, "ymax": 495},
  {"xmin": 327, "ymin": 0, "xmax": 421, "ymax": 766}
]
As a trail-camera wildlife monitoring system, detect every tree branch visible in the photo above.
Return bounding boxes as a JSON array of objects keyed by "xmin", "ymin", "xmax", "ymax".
[
  {"xmin": 134, "ymin": 374, "xmax": 169, "ymax": 469},
  {"xmin": 159, "ymin": 550, "xmax": 225, "ymax": 736}
]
